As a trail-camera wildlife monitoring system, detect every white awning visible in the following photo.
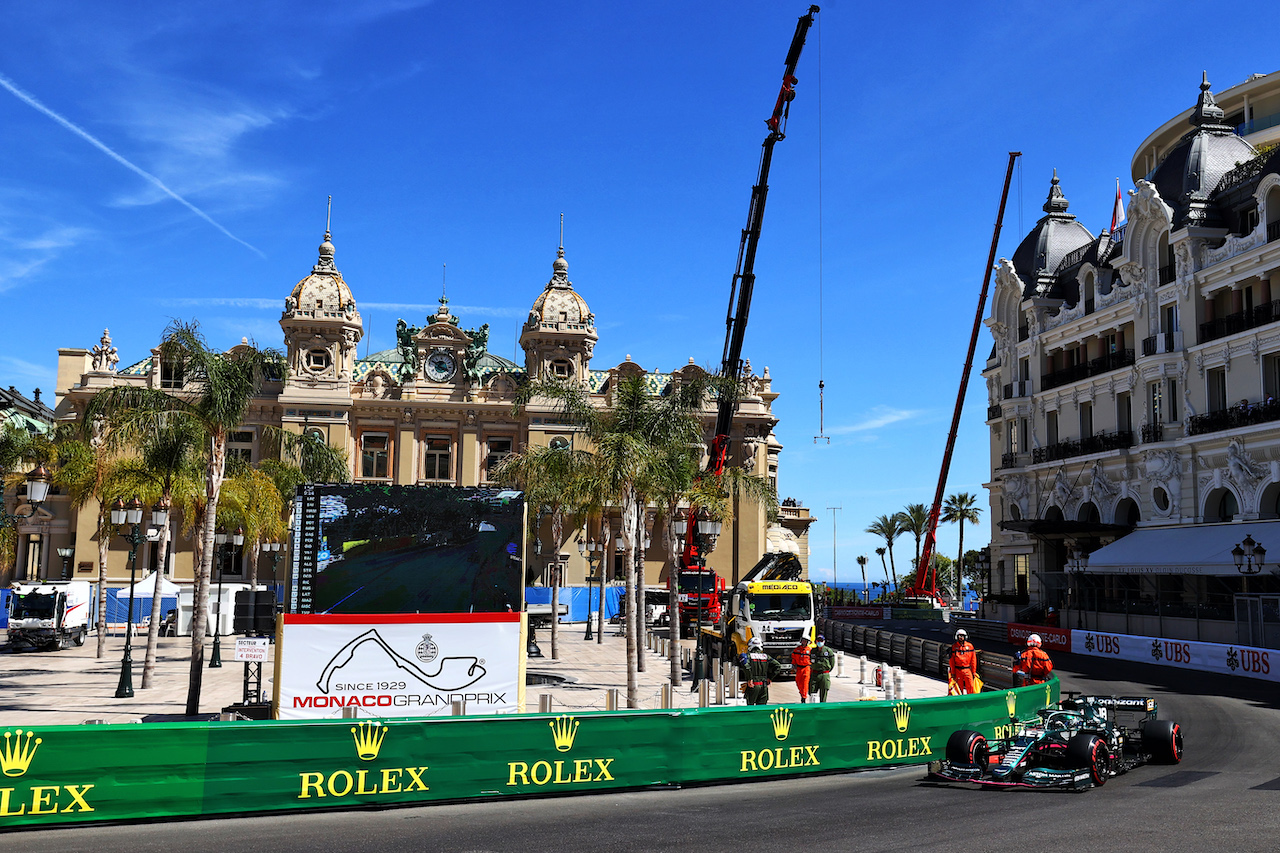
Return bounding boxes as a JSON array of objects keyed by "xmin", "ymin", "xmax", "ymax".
[{"xmin": 1083, "ymin": 520, "xmax": 1280, "ymax": 576}]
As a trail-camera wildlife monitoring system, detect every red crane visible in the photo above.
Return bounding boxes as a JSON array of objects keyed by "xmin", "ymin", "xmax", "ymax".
[{"xmin": 909, "ymin": 152, "xmax": 1021, "ymax": 602}]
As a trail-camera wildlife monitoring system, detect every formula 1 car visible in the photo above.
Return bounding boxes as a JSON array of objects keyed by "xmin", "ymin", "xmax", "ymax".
[{"xmin": 931, "ymin": 693, "xmax": 1183, "ymax": 791}]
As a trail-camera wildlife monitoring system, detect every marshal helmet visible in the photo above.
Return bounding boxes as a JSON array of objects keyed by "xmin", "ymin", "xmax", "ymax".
[
  {"xmin": 955, "ymin": 628, "xmax": 968, "ymax": 640},
  {"xmin": 748, "ymin": 637, "xmax": 763, "ymax": 650},
  {"xmin": 1027, "ymin": 633, "xmax": 1042, "ymax": 647}
]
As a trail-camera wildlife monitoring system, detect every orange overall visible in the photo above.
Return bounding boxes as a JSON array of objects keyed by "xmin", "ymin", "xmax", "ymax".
[
  {"xmin": 948, "ymin": 640, "xmax": 978, "ymax": 694},
  {"xmin": 791, "ymin": 642, "xmax": 812, "ymax": 702},
  {"xmin": 1014, "ymin": 646, "xmax": 1054, "ymax": 685}
]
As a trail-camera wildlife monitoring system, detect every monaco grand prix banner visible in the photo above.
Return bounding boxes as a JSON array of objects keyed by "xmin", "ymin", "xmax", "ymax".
[
  {"xmin": 275, "ymin": 613, "xmax": 525, "ymax": 719},
  {"xmin": 0, "ymin": 682, "xmax": 1057, "ymax": 829},
  {"xmin": 1072, "ymin": 629, "xmax": 1278, "ymax": 683}
]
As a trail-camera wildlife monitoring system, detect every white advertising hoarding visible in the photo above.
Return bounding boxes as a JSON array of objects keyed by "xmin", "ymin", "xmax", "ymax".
[
  {"xmin": 275, "ymin": 613, "xmax": 525, "ymax": 719},
  {"xmin": 1072, "ymin": 629, "xmax": 1278, "ymax": 683}
]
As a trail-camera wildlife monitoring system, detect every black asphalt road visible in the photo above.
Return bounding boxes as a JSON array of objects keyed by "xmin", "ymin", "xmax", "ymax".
[{"xmin": 10, "ymin": 621, "xmax": 1280, "ymax": 852}]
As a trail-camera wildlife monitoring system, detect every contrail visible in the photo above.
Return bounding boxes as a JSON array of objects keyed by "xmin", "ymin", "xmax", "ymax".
[{"xmin": 0, "ymin": 72, "xmax": 264, "ymax": 257}]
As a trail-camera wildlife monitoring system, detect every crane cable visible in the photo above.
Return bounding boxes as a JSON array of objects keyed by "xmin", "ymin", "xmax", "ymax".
[{"xmin": 814, "ymin": 12, "xmax": 828, "ymax": 444}]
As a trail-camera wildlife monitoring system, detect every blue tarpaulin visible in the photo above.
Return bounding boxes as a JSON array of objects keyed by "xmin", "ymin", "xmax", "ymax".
[{"xmin": 525, "ymin": 585, "xmax": 624, "ymax": 622}]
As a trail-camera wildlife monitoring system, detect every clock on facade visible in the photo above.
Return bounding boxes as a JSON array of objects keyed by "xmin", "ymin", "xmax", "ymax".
[{"xmin": 425, "ymin": 350, "xmax": 457, "ymax": 381}]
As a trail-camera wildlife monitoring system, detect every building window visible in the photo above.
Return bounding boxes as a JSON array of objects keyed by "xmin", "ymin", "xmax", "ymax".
[
  {"xmin": 1167, "ymin": 378, "xmax": 1178, "ymax": 423},
  {"xmin": 484, "ymin": 436, "xmax": 514, "ymax": 482},
  {"xmin": 1079, "ymin": 402, "xmax": 1093, "ymax": 439},
  {"xmin": 1207, "ymin": 367, "xmax": 1227, "ymax": 412},
  {"xmin": 1150, "ymin": 381, "xmax": 1163, "ymax": 425},
  {"xmin": 550, "ymin": 359, "xmax": 572, "ymax": 379},
  {"xmin": 307, "ymin": 349, "xmax": 331, "ymax": 372},
  {"xmin": 1014, "ymin": 554, "xmax": 1029, "ymax": 597},
  {"xmin": 1046, "ymin": 410, "xmax": 1059, "ymax": 446},
  {"xmin": 160, "ymin": 359, "xmax": 184, "ymax": 389},
  {"xmin": 1117, "ymin": 392, "xmax": 1132, "ymax": 433},
  {"xmin": 423, "ymin": 435, "xmax": 453, "ymax": 482},
  {"xmin": 360, "ymin": 432, "xmax": 391, "ymax": 479},
  {"xmin": 228, "ymin": 430, "xmax": 254, "ymax": 465},
  {"xmin": 1006, "ymin": 419, "xmax": 1019, "ymax": 455}
]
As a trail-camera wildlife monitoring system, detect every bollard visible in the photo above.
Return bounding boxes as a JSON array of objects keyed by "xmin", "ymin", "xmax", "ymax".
[
  {"xmin": 606, "ymin": 688, "xmax": 619, "ymax": 711},
  {"xmin": 539, "ymin": 694, "xmax": 552, "ymax": 714},
  {"xmin": 452, "ymin": 699, "xmax": 466, "ymax": 716},
  {"xmin": 661, "ymin": 683, "xmax": 672, "ymax": 709},
  {"xmin": 699, "ymin": 679, "xmax": 710, "ymax": 708},
  {"xmin": 726, "ymin": 664, "xmax": 739, "ymax": 699},
  {"xmin": 860, "ymin": 655, "xmax": 867, "ymax": 683},
  {"xmin": 883, "ymin": 670, "xmax": 895, "ymax": 701},
  {"xmin": 894, "ymin": 668, "xmax": 905, "ymax": 698},
  {"xmin": 341, "ymin": 705, "xmax": 359, "ymax": 720},
  {"xmin": 836, "ymin": 652, "xmax": 845, "ymax": 677},
  {"xmin": 715, "ymin": 672, "xmax": 725, "ymax": 705},
  {"xmin": 860, "ymin": 686, "xmax": 874, "ymax": 700}
]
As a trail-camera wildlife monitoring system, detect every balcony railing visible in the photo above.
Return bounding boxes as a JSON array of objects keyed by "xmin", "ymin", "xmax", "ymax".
[
  {"xmin": 1084, "ymin": 299, "xmax": 1095, "ymax": 314},
  {"xmin": 1186, "ymin": 400, "xmax": 1280, "ymax": 436},
  {"xmin": 1018, "ymin": 325, "xmax": 1029, "ymax": 342},
  {"xmin": 1270, "ymin": 220, "xmax": 1280, "ymax": 242},
  {"xmin": 1002, "ymin": 380, "xmax": 1032, "ymax": 399},
  {"xmin": 1141, "ymin": 423, "xmax": 1164, "ymax": 443},
  {"xmin": 1000, "ymin": 452, "xmax": 1018, "ymax": 469},
  {"xmin": 1030, "ymin": 430, "xmax": 1134, "ymax": 464},
  {"xmin": 1199, "ymin": 299, "xmax": 1280, "ymax": 344},
  {"xmin": 1141, "ymin": 331, "xmax": 1180, "ymax": 357},
  {"xmin": 988, "ymin": 403, "xmax": 1002, "ymax": 421},
  {"xmin": 1158, "ymin": 263, "xmax": 1176, "ymax": 285},
  {"xmin": 1040, "ymin": 349, "xmax": 1135, "ymax": 391}
]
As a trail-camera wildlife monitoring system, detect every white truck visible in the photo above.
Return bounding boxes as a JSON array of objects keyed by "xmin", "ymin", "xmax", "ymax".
[{"xmin": 6, "ymin": 581, "xmax": 93, "ymax": 650}]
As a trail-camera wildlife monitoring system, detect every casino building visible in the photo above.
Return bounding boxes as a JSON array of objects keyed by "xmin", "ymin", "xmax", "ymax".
[
  {"xmin": 983, "ymin": 72, "xmax": 1280, "ymax": 648},
  {"xmin": 23, "ymin": 231, "xmax": 812, "ymax": 593}
]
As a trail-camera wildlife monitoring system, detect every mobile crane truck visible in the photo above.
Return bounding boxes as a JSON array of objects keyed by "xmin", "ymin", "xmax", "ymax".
[{"xmin": 701, "ymin": 552, "xmax": 815, "ymax": 674}]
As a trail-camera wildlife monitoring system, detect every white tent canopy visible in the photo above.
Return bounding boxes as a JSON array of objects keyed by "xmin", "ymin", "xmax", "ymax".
[
  {"xmin": 1084, "ymin": 520, "xmax": 1280, "ymax": 576},
  {"xmin": 129, "ymin": 571, "xmax": 181, "ymax": 596}
]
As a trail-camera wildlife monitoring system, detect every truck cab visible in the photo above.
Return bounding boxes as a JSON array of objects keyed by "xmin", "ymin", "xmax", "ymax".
[
  {"xmin": 700, "ymin": 552, "xmax": 815, "ymax": 676},
  {"xmin": 670, "ymin": 568, "xmax": 726, "ymax": 637}
]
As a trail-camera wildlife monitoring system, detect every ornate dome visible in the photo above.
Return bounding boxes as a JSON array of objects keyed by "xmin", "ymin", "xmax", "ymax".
[
  {"xmin": 1010, "ymin": 171, "xmax": 1095, "ymax": 298},
  {"xmin": 524, "ymin": 247, "xmax": 594, "ymax": 331},
  {"xmin": 285, "ymin": 230, "xmax": 357, "ymax": 316}
]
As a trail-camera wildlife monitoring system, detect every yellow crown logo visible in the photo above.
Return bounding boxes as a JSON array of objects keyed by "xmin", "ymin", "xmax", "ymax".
[
  {"xmin": 1006, "ymin": 691, "xmax": 1017, "ymax": 718},
  {"xmin": 892, "ymin": 701, "xmax": 910, "ymax": 733},
  {"xmin": 549, "ymin": 715, "xmax": 579, "ymax": 753},
  {"xmin": 350, "ymin": 721, "xmax": 387, "ymax": 761},
  {"xmin": 1045, "ymin": 683, "xmax": 1053, "ymax": 706},
  {"xmin": 770, "ymin": 708, "xmax": 793, "ymax": 741},
  {"xmin": 1, "ymin": 730, "xmax": 41, "ymax": 777}
]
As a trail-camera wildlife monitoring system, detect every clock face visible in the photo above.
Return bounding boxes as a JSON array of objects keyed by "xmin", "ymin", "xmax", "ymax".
[{"xmin": 426, "ymin": 351, "xmax": 456, "ymax": 381}]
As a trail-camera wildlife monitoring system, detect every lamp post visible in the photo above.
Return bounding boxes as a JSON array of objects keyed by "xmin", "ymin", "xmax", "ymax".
[
  {"xmin": 111, "ymin": 496, "xmax": 165, "ymax": 699},
  {"xmin": 856, "ymin": 555, "xmax": 868, "ymax": 604},
  {"xmin": 57, "ymin": 547, "xmax": 74, "ymax": 580},
  {"xmin": 0, "ymin": 465, "xmax": 52, "ymax": 579},
  {"xmin": 1232, "ymin": 534, "xmax": 1266, "ymax": 596},
  {"xmin": 210, "ymin": 526, "xmax": 243, "ymax": 668},
  {"xmin": 690, "ymin": 511, "xmax": 722, "ymax": 690},
  {"xmin": 1066, "ymin": 545, "xmax": 1089, "ymax": 629},
  {"xmin": 265, "ymin": 541, "xmax": 285, "ymax": 628}
]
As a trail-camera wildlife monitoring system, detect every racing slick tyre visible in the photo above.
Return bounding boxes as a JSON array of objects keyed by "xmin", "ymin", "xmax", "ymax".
[
  {"xmin": 1142, "ymin": 719, "xmax": 1183, "ymax": 764},
  {"xmin": 1067, "ymin": 733, "xmax": 1114, "ymax": 786},
  {"xmin": 946, "ymin": 729, "xmax": 989, "ymax": 767}
]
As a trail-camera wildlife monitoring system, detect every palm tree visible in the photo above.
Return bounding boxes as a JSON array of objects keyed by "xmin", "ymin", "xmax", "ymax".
[
  {"xmin": 896, "ymin": 503, "xmax": 930, "ymax": 572},
  {"xmin": 493, "ymin": 443, "xmax": 596, "ymax": 660},
  {"xmin": 84, "ymin": 320, "xmax": 285, "ymax": 716},
  {"xmin": 875, "ymin": 547, "xmax": 888, "ymax": 594},
  {"xmin": 514, "ymin": 372, "xmax": 709, "ymax": 708},
  {"xmin": 942, "ymin": 492, "xmax": 982, "ymax": 603},
  {"xmin": 866, "ymin": 515, "xmax": 903, "ymax": 593}
]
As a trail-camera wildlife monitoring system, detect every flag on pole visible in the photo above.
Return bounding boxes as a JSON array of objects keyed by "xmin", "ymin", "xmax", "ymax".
[{"xmin": 1110, "ymin": 178, "xmax": 1125, "ymax": 232}]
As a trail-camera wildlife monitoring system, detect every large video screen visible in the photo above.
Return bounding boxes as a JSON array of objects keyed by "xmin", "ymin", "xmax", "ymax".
[{"xmin": 290, "ymin": 484, "xmax": 525, "ymax": 615}]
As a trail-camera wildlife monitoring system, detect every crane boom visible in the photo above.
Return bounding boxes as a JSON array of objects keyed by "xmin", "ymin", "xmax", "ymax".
[
  {"xmin": 910, "ymin": 151, "xmax": 1021, "ymax": 601},
  {"xmin": 709, "ymin": 5, "xmax": 820, "ymax": 476}
]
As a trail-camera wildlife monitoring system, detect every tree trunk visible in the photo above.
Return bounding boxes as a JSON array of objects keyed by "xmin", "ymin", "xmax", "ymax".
[
  {"xmin": 888, "ymin": 545, "xmax": 899, "ymax": 595},
  {"xmin": 141, "ymin": 506, "xmax": 173, "ymax": 689},
  {"xmin": 956, "ymin": 522, "xmax": 965, "ymax": 605},
  {"xmin": 186, "ymin": 433, "xmax": 226, "ymax": 717},
  {"xmin": 247, "ymin": 539, "xmax": 261, "ymax": 588},
  {"xmin": 621, "ymin": 489, "xmax": 638, "ymax": 708},
  {"xmin": 635, "ymin": 510, "xmax": 646, "ymax": 674},
  {"xmin": 95, "ymin": 515, "xmax": 109, "ymax": 659}
]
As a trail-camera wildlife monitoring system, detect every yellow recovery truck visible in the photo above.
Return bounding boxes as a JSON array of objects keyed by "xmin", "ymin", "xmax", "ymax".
[{"xmin": 701, "ymin": 552, "xmax": 816, "ymax": 676}]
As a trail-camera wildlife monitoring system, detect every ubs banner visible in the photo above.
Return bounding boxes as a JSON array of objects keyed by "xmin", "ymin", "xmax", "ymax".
[
  {"xmin": 0, "ymin": 682, "xmax": 1055, "ymax": 829},
  {"xmin": 1072, "ymin": 629, "xmax": 1277, "ymax": 683},
  {"xmin": 275, "ymin": 613, "xmax": 525, "ymax": 719}
]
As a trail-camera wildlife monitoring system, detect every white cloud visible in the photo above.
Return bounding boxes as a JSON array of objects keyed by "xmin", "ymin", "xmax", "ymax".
[
  {"xmin": 0, "ymin": 355, "xmax": 57, "ymax": 393},
  {"xmin": 830, "ymin": 406, "xmax": 925, "ymax": 435},
  {"xmin": 362, "ymin": 302, "xmax": 526, "ymax": 318}
]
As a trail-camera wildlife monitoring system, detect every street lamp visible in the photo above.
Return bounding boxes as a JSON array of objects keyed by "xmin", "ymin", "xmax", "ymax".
[
  {"xmin": 0, "ymin": 464, "xmax": 52, "ymax": 577},
  {"xmin": 1232, "ymin": 534, "xmax": 1266, "ymax": 575},
  {"xmin": 210, "ymin": 526, "xmax": 244, "ymax": 668},
  {"xmin": 1066, "ymin": 545, "xmax": 1089, "ymax": 629},
  {"xmin": 57, "ymin": 547, "xmax": 74, "ymax": 580},
  {"xmin": 265, "ymin": 541, "xmax": 285, "ymax": 628},
  {"xmin": 111, "ymin": 496, "xmax": 165, "ymax": 699}
]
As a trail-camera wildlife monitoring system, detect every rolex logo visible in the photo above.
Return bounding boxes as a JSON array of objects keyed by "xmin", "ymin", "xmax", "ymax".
[
  {"xmin": 892, "ymin": 701, "xmax": 910, "ymax": 733},
  {"xmin": 350, "ymin": 721, "xmax": 387, "ymax": 761},
  {"xmin": 770, "ymin": 708, "xmax": 793, "ymax": 741},
  {"xmin": 1045, "ymin": 683, "xmax": 1052, "ymax": 706},
  {"xmin": 1006, "ymin": 691, "xmax": 1017, "ymax": 718},
  {"xmin": 549, "ymin": 715, "xmax": 579, "ymax": 753},
  {"xmin": 1, "ymin": 729, "xmax": 41, "ymax": 777}
]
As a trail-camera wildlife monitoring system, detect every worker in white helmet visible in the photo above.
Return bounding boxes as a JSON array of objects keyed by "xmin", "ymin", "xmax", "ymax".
[
  {"xmin": 1013, "ymin": 633, "xmax": 1054, "ymax": 686},
  {"xmin": 948, "ymin": 628, "xmax": 979, "ymax": 694}
]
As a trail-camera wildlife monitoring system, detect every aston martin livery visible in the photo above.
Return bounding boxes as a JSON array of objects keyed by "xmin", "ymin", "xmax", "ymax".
[{"xmin": 931, "ymin": 694, "xmax": 1183, "ymax": 791}]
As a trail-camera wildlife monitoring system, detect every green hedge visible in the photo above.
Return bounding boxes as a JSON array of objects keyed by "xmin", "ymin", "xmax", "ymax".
[{"xmin": 0, "ymin": 680, "xmax": 1057, "ymax": 828}]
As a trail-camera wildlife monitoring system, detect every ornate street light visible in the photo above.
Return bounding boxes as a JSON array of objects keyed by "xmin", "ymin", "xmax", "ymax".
[
  {"xmin": 111, "ymin": 495, "xmax": 166, "ymax": 698},
  {"xmin": 0, "ymin": 465, "xmax": 53, "ymax": 576},
  {"xmin": 57, "ymin": 547, "xmax": 74, "ymax": 580},
  {"xmin": 1066, "ymin": 545, "xmax": 1090, "ymax": 629},
  {"xmin": 1232, "ymin": 534, "xmax": 1265, "ymax": 575},
  {"xmin": 209, "ymin": 526, "xmax": 244, "ymax": 668}
]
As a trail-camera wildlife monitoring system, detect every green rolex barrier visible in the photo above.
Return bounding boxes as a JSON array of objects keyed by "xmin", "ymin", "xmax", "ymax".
[{"xmin": 0, "ymin": 680, "xmax": 1057, "ymax": 829}]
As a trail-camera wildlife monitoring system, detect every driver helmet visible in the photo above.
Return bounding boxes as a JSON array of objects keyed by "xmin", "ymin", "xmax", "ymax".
[
  {"xmin": 748, "ymin": 637, "xmax": 763, "ymax": 650},
  {"xmin": 955, "ymin": 628, "xmax": 968, "ymax": 640},
  {"xmin": 1027, "ymin": 633, "xmax": 1042, "ymax": 647}
]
